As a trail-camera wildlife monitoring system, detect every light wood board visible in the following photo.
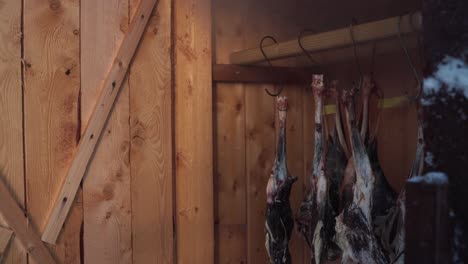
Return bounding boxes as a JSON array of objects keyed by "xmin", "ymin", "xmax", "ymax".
[
  {"xmin": 0, "ymin": 0, "xmax": 26, "ymax": 262},
  {"xmin": 174, "ymin": 0, "xmax": 214, "ymax": 262},
  {"xmin": 214, "ymin": 0, "xmax": 247, "ymax": 263},
  {"xmin": 23, "ymin": 0, "xmax": 82, "ymax": 262},
  {"xmin": 81, "ymin": 0, "xmax": 132, "ymax": 263},
  {"xmin": 129, "ymin": 0, "xmax": 174, "ymax": 262}
]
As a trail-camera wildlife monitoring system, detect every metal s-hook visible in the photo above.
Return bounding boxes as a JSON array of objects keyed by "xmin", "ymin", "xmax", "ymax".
[
  {"xmin": 397, "ymin": 14, "xmax": 422, "ymax": 101},
  {"xmin": 370, "ymin": 41, "xmax": 383, "ymax": 97},
  {"xmin": 298, "ymin": 30, "xmax": 317, "ymax": 65},
  {"xmin": 260, "ymin": 36, "xmax": 284, "ymax": 97},
  {"xmin": 349, "ymin": 18, "xmax": 363, "ymax": 93}
]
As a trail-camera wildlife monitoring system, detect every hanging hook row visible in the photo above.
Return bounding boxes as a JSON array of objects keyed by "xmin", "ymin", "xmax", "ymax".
[
  {"xmin": 260, "ymin": 35, "xmax": 284, "ymax": 97},
  {"xmin": 350, "ymin": 18, "xmax": 363, "ymax": 93},
  {"xmin": 349, "ymin": 18, "xmax": 363, "ymax": 97}
]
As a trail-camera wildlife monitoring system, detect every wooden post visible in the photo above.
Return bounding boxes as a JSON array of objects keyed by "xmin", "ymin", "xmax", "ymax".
[
  {"xmin": 406, "ymin": 181, "xmax": 450, "ymax": 263},
  {"xmin": 174, "ymin": 0, "xmax": 214, "ymax": 263},
  {"xmin": 422, "ymin": 0, "xmax": 468, "ymax": 262}
]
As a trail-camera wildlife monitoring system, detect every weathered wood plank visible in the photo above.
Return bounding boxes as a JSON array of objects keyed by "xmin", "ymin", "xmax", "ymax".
[
  {"xmin": 174, "ymin": 0, "xmax": 214, "ymax": 262},
  {"xmin": 0, "ymin": 0, "xmax": 26, "ymax": 262},
  {"xmin": 41, "ymin": 0, "xmax": 159, "ymax": 244},
  {"xmin": 246, "ymin": 85, "xmax": 275, "ymax": 263},
  {"xmin": 81, "ymin": 0, "xmax": 132, "ymax": 263},
  {"xmin": 0, "ymin": 227, "xmax": 13, "ymax": 262},
  {"xmin": 406, "ymin": 181, "xmax": 450, "ymax": 263},
  {"xmin": 213, "ymin": 0, "xmax": 247, "ymax": 262},
  {"xmin": 129, "ymin": 0, "xmax": 174, "ymax": 262},
  {"xmin": 0, "ymin": 178, "xmax": 55, "ymax": 263},
  {"xmin": 23, "ymin": 0, "xmax": 82, "ymax": 262}
]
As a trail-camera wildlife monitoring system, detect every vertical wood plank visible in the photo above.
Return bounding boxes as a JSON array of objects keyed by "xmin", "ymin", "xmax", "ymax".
[
  {"xmin": 23, "ymin": 0, "xmax": 82, "ymax": 262},
  {"xmin": 0, "ymin": 0, "xmax": 26, "ymax": 262},
  {"xmin": 246, "ymin": 86, "xmax": 275, "ymax": 263},
  {"xmin": 214, "ymin": 0, "xmax": 247, "ymax": 263},
  {"xmin": 81, "ymin": 1, "xmax": 132, "ymax": 263},
  {"xmin": 129, "ymin": 0, "xmax": 174, "ymax": 262},
  {"xmin": 174, "ymin": 0, "xmax": 214, "ymax": 263}
]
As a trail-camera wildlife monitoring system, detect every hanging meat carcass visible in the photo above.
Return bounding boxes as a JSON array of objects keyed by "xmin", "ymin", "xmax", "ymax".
[
  {"xmin": 338, "ymin": 76, "xmax": 397, "ymax": 228},
  {"xmin": 296, "ymin": 75, "xmax": 326, "ymax": 263},
  {"xmin": 334, "ymin": 85, "xmax": 388, "ymax": 264},
  {"xmin": 357, "ymin": 76, "xmax": 400, "ymax": 260},
  {"xmin": 265, "ymin": 96, "xmax": 297, "ymax": 264},
  {"xmin": 323, "ymin": 80, "xmax": 347, "ymax": 261},
  {"xmin": 339, "ymin": 75, "xmax": 375, "ymax": 211},
  {"xmin": 358, "ymin": 76, "xmax": 398, "ymax": 231}
]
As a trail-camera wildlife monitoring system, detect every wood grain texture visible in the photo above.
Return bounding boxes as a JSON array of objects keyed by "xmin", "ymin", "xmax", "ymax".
[
  {"xmin": 23, "ymin": 0, "xmax": 82, "ymax": 262},
  {"xmin": 81, "ymin": 0, "xmax": 132, "ymax": 263},
  {"xmin": 129, "ymin": 0, "xmax": 174, "ymax": 262},
  {"xmin": 174, "ymin": 0, "xmax": 214, "ymax": 262},
  {"xmin": 0, "ymin": 0, "xmax": 26, "ymax": 262},
  {"xmin": 214, "ymin": 0, "xmax": 247, "ymax": 263},
  {"xmin": 41, "ymin": 0, "xmax": 159, "ymax": 244},
  {"xmin": 0, "ymin": 178, "xmax": 55, "ymax": 263},
  {"xmin": 246, "ymin": 85, "xmax": 275, "ymax": 263},
  {"xmin": 0, "ymin": 227, "xmax": 13, "ymax": 262}
]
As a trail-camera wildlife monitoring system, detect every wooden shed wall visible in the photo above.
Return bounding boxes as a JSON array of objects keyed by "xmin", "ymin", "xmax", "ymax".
[
  {"xmin": 0, "ymin": 0, "xmax": 213, "ymax": 263},
  {"xmin": 0, "ymin": 0, "xmax": 424, "ymax": 263},
  {"xmin": 213, "ymin": 0, "xmax": 421, "ymax": 263}
]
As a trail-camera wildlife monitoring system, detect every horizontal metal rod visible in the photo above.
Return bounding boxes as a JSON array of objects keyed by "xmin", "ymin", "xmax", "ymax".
[{"xmin": 230, "ymin": 12, "xmax": 421, "ymax": 65}]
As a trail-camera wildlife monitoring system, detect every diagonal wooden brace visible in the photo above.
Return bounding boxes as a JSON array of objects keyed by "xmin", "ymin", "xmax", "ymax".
[
  {"xmin": 41, "ymin": 0, "xmax": 160, "ymax": 244},
  {"xmin": 0, "ymin": 226, "xmax": 13, "ymax": 262},
  {"xmin": 0, "ymin": 179, "xmax": 56, "ymax": 263}
]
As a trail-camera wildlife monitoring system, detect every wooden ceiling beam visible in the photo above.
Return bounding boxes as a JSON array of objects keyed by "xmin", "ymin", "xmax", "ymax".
[{"xmin": 230, "ymin": 12, "xmax": 421, "ymax": 65}]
